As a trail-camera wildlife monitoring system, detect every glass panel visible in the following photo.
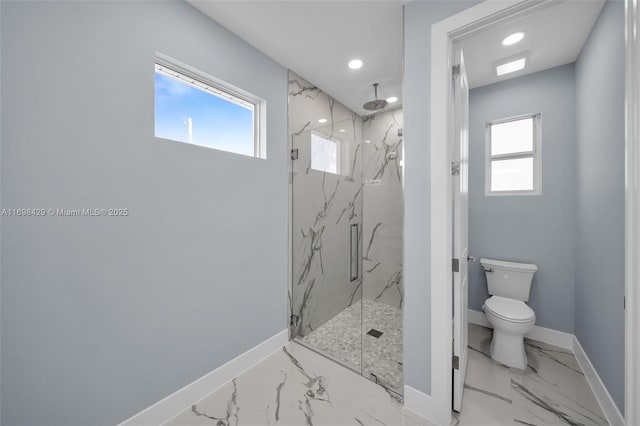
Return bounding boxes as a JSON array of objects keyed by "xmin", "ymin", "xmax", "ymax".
[
  {"xmin": 291, "ymin": 117, "xmax": 363, "ymax": 375},
  {"xmin": 490, "ymin": 117, "xmax": 533, "ymax": 156},
  {"xmin": 491, "ymin": 157, "xmax": 534, "ymax": 191},
  {"xmin": 361, "ymin": 108, "xmax": 404, "ymax": 397},
  {"xmin": 289, "ymin": 72, "xmax": 403, "ymax": 398}
]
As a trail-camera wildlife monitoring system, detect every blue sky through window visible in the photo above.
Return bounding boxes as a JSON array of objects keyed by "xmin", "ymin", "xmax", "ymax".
[{"xmin": 154, "ymin": 72, "xmax": 255, "ymax": 156}]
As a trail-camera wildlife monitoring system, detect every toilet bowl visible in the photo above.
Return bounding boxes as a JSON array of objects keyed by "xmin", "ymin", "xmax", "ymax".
[
  {"xmin": 480, "ymin": 258, "xmax": 538, "ymax": 369},
  {"xmin": 483, "ymin": 296, "xmax": 535, "ymax": 369}
]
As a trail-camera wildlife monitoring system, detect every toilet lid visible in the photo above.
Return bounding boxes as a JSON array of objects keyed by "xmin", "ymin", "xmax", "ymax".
[{"xmin": 484, "ymin": 296, "xmax": 535, "ymax": 323}]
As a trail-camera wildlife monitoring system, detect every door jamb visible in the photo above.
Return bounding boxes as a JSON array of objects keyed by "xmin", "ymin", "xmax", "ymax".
[{"xmin": 624, "ymin": 0, "xmax": 639, "ymax": 423}]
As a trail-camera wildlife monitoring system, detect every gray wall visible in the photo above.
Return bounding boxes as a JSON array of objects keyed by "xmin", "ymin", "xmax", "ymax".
[
  {"xmin": 403, "ymin": 0, "xmax": 480, "ymax": 396},
  {"xmin": 468, "ymin": 64, "xmax": 577, "ymax": 333},
  {"xmin": 0, "ymin": 2, "xmax": 288, "ymax": 425},
  {"xmin": 575, "ymin": 0, "xmax": 625, "ymax": 412}
]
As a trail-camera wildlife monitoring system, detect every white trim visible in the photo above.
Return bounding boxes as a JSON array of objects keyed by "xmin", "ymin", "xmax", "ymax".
[
  {"xmin": 118, "ymin": 330, "xmax": 288, "ymax": 426},
  {"xmin": 467, "ymin": 309, "xmax": 573, "ymax": 350},
  {"xmin": 573, "ymin": 336, "xmax": 625, "ymax": 426},
  {"xmin": 625, "ymin": 0, "xmax": 640, "ymax": 423},
  {"xmin": 526, "ymin": 324, "xmax": 573, "ymax": 351},
  {"xmin": 467, "ymin": 308, "xmax": 491, "ymax": 328},
  {"xmin": 404, "ymin": 385, "xmax": 440, "ymax": 425}
]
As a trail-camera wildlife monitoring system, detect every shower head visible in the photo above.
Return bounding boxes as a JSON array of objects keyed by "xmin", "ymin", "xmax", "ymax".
[{"xmin": 362, "ymin": 83, "xmax": 388, "ymax": 111}]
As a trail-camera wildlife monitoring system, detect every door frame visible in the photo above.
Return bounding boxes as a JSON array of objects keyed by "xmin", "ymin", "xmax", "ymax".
[{"xmin": 429, "ymin": 1, "xmax": 640, "ymax": 425}]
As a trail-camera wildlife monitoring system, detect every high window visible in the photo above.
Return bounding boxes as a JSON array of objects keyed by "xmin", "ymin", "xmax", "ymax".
[
  {"xmin": 154, "ymin": 56, "xmax": 265, "ymax": 158},
  {"xmin": 486, "ymin": 114, "xmax": 541, "ymax": 195}
]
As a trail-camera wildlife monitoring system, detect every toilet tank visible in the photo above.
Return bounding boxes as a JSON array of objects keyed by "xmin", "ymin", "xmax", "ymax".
[{"xmin": 480, "ymin": 258, "xmax": 538, "ymax": 301}]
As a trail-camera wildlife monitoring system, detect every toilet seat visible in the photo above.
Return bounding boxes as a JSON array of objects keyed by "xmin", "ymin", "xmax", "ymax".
[{"xmin": 484, "ymin": 296, "xmax": 535, "ymax": 323}]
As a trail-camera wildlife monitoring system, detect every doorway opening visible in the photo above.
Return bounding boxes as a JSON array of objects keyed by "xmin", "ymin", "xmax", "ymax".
[{"xmin": 430, "ymin": 1, "xmax": 639, "ymax": 425}]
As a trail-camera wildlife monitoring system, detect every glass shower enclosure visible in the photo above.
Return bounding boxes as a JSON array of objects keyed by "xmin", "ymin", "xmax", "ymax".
[{"xmin": 288, "ymin": 71, "xmax": 403, "ymax": 396}]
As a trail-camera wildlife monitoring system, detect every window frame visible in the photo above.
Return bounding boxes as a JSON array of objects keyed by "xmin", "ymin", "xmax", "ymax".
[
  {"xmin": 154, "ymin": 53, "xmax": 266, "ymax": 159},
  {"xmin": 484, "ymin": 113, "xmax": 542, "ymax": 196}
]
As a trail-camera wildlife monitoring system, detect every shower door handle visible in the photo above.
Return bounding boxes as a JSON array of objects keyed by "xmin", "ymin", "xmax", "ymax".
[{"xmin": 350, "ymin": 223, "xmax": 359, "ymax": 282}]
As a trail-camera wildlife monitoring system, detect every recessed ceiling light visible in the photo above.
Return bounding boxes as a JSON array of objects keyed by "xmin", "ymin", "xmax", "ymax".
[
  {"xmin": 364, "ymin": 139, "xmax": 371, "ymax": 144},
  {"xmin": 338, "ymin": 128, "xmax": 346, "ymax": 133},
  {"xmin": 496, "ymin": 57, "xmax": 526, "ymax": 76},
  {"xmin": 348, "ymin": 59, "xmax": 363, "ymax": 70},
  {"xmin": 386, "ymin": 96, "xmax": 398, "ymax": 103},
  {"xmin": 502, "ymin": 32, "xmax": 525, "ymax": 46},
  {"xmin": 318, "ymin": 118, "xmax": 328, "ymax": 124}
]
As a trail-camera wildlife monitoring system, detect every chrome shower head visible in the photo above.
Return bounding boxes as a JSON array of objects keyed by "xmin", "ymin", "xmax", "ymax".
[{"xmin": 363, "ymin": 83, "xmax": 388, "ymax": 111}]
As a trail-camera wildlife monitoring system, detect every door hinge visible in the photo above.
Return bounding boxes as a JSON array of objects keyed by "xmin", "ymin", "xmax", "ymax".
[
  {"xmin": 290, "ymin": 148, "xmax": 299, "ymax": 160},
  {"xmin": 289, "ymin": 314, "xmax": 299, "ymax": 327},
  {"xmin": 451, "ymin": 161, "xmax": 460, "ymax": 176},
  {"xmin": 453, "ymin": 355, "xmax": 460, "ymax": 370},
  {"xmin": 452, "ymin": 258, "xmax": 459, "ymax": 272},
  {"xmin": 452, "ymin": 64, "xmax": 461, "ymax": 79}
]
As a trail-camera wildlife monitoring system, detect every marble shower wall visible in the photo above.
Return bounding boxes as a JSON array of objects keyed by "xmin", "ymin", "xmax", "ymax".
[
  {"xmin": 289, "ymin": 71, "xmax": 363, "ymax": 339},
  {"xmin": 362, "ymin": 108, "xmax": 404, "ymax": 309}
]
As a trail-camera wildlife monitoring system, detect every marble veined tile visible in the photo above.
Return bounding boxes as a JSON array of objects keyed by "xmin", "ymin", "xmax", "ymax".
[
  {"xmin": 165, "ymin": 342, "xmax": 427, "ymax": 426},
  {"xmin": 459, "ymin": 324, "xmax": 608, "ymax": 426},
  {"xmin": 454, "ymin": 346, "xmax": 513, "ymax": 426},
  {"xmin": 510, "ymin": 341, "xmax": 608, "ymax": 426},
  {"xmin": 403, "ymin": 408, "xmax": 438, "ymax": 426}
]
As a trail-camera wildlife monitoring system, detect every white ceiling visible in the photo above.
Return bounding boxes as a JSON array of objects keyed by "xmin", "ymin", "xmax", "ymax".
[
  {"xmin": 188, "ymin": 0, "xmax": 605, "ymax": 114},
  {"xmin": 458, "ymin": 0, "xmax": 605, "ymax": 89},
  {"xmin": 187, "ymin": 1, "xmax": 404, "ymax": 116}
]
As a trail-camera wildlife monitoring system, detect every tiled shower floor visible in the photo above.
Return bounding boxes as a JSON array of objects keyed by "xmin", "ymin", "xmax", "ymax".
[{"xmin": 299, "ymin": 299, "xmax": 403, "ymax": 395}]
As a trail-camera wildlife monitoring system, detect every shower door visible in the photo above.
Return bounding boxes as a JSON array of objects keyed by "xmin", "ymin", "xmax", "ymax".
[{"xmin": 290, "ymin": 116, "xmax": 364, "ymax": 374}]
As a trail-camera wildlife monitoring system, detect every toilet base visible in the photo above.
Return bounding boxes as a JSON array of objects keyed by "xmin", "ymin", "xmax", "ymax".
[{"xmin": 490, "ymin": 329, "xmax": 528, "ymax": 369}]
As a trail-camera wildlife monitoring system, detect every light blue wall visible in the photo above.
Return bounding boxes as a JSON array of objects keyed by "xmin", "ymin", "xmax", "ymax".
[
  {"xmin": 575, "ymin": 0, "xmax": 625, "ymax": 413},
  {"xmin": 0, "ymin": 2, "xmax": 288, "ymax": 425},
  {"xmin": 468, "ymin": 64, "xmax": 577, "ymax": 333},
  {"xmin": 403, "ymin": 0, "xmax": 480, "ymax": 395}
]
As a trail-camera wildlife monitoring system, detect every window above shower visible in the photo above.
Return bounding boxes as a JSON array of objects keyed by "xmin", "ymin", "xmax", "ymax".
[{"xmin": 485, "ymin": 113, "xmax": 541, "ymax": 195}]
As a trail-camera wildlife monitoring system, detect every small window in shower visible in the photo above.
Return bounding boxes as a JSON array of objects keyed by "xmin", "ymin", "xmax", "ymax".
[
  {"xmin": 311, "ymin": 133, "xmax": 338, "ymax": 174},
  {"xmin": 310, "ymin": 132, "xmax": 351, "ymax": 176},
  {"xmin": 485, "ymin": 113, "xmax": 541, "ymax": 195}
]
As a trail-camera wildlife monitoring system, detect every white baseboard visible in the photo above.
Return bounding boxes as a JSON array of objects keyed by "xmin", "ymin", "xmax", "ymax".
[
  {"xmin": 404, "ymin": 385, "xmax": 441, "ymax": 425},
  {"xmin": 572, "ymin": 336, "xmax": 625, "ymax": 426},
  {"xmin": 467, "ymin": 308, "xmax": 491, "ymax": 328},
  {"xmin": 118, "ymin": 329, "xmax": 289, "ymax": 426},
  {"xmin": 468, "ymin": 309, "xmax": 573, "ymax": 350}
]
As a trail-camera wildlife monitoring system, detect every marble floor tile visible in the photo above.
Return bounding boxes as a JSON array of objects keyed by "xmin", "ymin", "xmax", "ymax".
[
  {"xmin": 163, "ymin": 323, "xmax": 606, "ymax": 426},
  {"xmin": 165, "ymin": 342, "xmax": 429, "ymax": 426},
  {"xmin": 457, "ymin": 324, "xmax": 608, "ymax": 426}
]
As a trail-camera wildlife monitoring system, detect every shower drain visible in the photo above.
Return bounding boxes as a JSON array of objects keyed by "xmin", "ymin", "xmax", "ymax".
[{"xmin": 366, "ymin": 329, "xmax": 384, "ymax": 338}]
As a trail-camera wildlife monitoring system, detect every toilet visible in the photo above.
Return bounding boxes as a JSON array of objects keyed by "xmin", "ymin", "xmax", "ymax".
[{"xmin": 480, "ymin": 258, "xmax": 538, "ymax": 369}]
